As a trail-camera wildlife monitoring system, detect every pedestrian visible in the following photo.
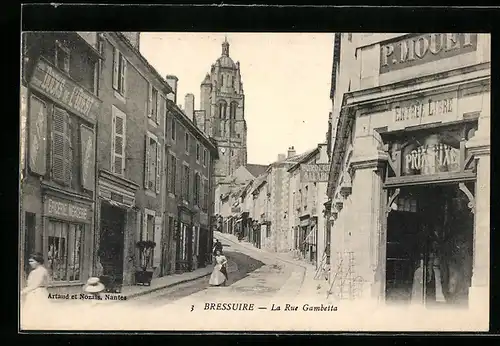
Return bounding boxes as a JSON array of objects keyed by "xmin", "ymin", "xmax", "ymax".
[
  {"xmin": 209, "ymin": 250, "xmax": 228, "ymax": 287},
  {"xmin": 83, "ymin": 277, "xmax": 106, "ymax": 304},
  {"xmin": 213, "ymin": 239, "xmax": 223, "ymax": 256},
  {"xmin": 21, "ymin": 252, "xmax": 50, "ymax": 325}
]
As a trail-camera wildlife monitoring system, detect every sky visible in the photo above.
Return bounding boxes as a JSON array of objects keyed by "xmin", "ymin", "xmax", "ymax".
[{"xmin": 140, "ymin": 33, "xmax": 334, "ymax": 166}]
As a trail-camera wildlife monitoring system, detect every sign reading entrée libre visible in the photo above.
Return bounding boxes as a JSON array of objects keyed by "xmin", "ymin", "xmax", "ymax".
[
  {"xmin": 29, "ymin": 58, "xmax": 101, "ymax": 123},
  {"xmin": 44, "ymin": 197, "xmax": 91, "ymax": 222},
  {"xmin": 380, "ymin": 33, "xmax": 478, "ymax": 74}
]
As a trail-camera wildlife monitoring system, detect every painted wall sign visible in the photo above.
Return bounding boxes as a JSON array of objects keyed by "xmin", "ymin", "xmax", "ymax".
[
  {"xmin": 402, "ymin": 142, "xmax": 460, "ymax": 176},
  {"xmin": 44, "ymin": 196, "xmax": 92, "ymax": 222},
  {"xmin": 392, "ymin": 92, "xmax": 457, "ymax": 127},
  {"xmin": 380, "ymin": 33, "xmax": 478, "ymax": 74},
  {"xmin": 28, "ymin": 95, "xmax": 48, "ymax": 176},
  {"xmin": 80, "ymin": 125, "xmax": 95, "ymax": 191},
  {"xmin": 300, "ymin": 164, "xmax": 330, "ymax": 182},
  {"xmin": 29, "ymin": 58, "xmax": 101, "ymax": 123}
]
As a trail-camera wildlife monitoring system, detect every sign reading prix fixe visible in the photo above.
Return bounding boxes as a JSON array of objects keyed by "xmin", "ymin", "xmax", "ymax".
[
  {"xmin": 380, "ymin": 33, "xmax": 478, "ymax": 74},
  {"xmin": 300, "ymin": 164, "xmax": 330, "ymax": 182},
  {"xmin": 44, "ymin": 197, "xmax": 92, "ymax": 223},
  {"xmin": 29, "ymin": 58, "xmax": 101, "ymax": 123}
]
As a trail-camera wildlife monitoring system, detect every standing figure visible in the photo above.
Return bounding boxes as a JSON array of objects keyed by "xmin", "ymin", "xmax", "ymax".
[
  {"xmin": 213, "ymin": 239, "xmax": 223, "ymax": 256},
  {"xmin": 209, "ymin": 250, "xmax": 228, "ymax": 287},
  {"xmin": 21, "ymin": 252, "xmax": 50, "ymax": 325},
  {"xmin": 83, "ymin": 277, "xmax": 106, "ymax": 306}
]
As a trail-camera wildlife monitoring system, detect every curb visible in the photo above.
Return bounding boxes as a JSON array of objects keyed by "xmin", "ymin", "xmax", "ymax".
[{"xmin": 126, "ymin": 271, "xmax": 212, "ymax": 299}]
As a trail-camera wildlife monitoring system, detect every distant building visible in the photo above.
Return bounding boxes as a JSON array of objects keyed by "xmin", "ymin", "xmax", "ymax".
[{"xmin": 193, "ymin": 37, "xmax": 248, "ymax": 184}]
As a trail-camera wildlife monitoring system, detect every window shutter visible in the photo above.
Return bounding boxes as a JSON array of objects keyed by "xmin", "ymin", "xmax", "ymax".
[
  {"xmin": 167, "ymin": 154, "xmax": 172, "ymax": 193},
  {"xmin": 147, "ymin": 84, "xmax": 153, "ymax": 118},
  {"xmin": 112, "ymin": 47, "xmax": 119, "ymax": 90},
  {"xmin": 142, "ymin": 211, "xmax": 147, "ymax": 241},
  {"xmin": 52, "ymin": 107, "xmax": 66, "ymax": 183},
  {"xmin": 144, "ymin": 135, "xmax": 150, "ymax": 188},
  {"xmin": 155, "ymin": 92, "xmax": 161, "ymax": 124},
  {"xmin": 64, "ymin": 115, "xmax": 72, "ymax": 185},
  {"xmin": 112, "ymin": 108, "xmax": 126, "ymax": 175},
  {"xmin": 155, "ymin": 139, "xmax": 161, "ymax": 194},
  {"xmin": 120, "ymin": 56, "xmax": 127, "ymax": 94}
]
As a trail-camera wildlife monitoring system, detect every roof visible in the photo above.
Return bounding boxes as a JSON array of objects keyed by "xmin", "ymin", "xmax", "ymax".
[
  {"xmin": 288, "ymin": 147, "xmax": 320, "ymax": 173},
  {"xmin": 269, "ymin": 148, "xmax": 318, "ymax": 169},
  {"xmin": 245, "ymin": 164, "xmax": 268, "ymax": 178},
  {"xmin": 217, "ymin": 55, "xmax": 237, "ymax": 69},
  {"xmin": 251, "ymin": 173, "xmax": 268, "ymax": 195}
]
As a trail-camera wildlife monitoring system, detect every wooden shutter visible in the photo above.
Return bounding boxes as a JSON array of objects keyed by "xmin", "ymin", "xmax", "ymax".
[
  {"xmin": 155, "ymin": 139, "xmax": 161, "ymax": 194},
  {"xmin": 167, "ymin": 153, "xmax": 172, "ymax": 193},
  {"xmin": 142, "ymin": 211, "xmax": 147, "ymax": 241},
  {"xmin": 155, "ymin": 90, "xmax": 161, "ymax": 124},
  {"xmin": 173, "ymin": 156, "xmax": 177, "ymax": 195},
  {"xmin": 111, "ymin": 108, "xmax": 126, "ymax": 175},
  {"xmin": 153, "ymin": 215, "xmax": 162, "ymax": 267},
  {"xmin": 112, "ymin": 47, "xmax": 119, "ymax": 90},
  {"xmin": 147, "ymin": 84, "xmax": 153, "ymax": 118},
  {"xmin": 52, "ymin": 107, "xmax": 67, "ymax": 183},
  {"xmin": 144, "ymin": 135, "xmax": 150, "ymax": 188},
  {"xmin": 120, "ymin": 56, "xmax": 127, "ymax": 94}
]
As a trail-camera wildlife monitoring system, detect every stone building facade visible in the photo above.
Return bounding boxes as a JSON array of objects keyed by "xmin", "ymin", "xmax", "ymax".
[{"xmin": 326, "ymin": 33, "xmax": 490, "ymax": 314}]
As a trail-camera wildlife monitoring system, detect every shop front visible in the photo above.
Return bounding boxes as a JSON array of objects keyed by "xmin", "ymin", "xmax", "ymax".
[
  {"xmin": 95, "ymin": 169, "xmax": 139, "ymax": 291},
  {"xmin": 42, "ymin": 189, "xmax": 94, "ymax": 293},
  {"xmin": 197, "ymin": 212, "xmax": 210, "ymax": 268},
  {"xmin": 175, "ymin": 206, "xmax": 194, "ymax": 273}
]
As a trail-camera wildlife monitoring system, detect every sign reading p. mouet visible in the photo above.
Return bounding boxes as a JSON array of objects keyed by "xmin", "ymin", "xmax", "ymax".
[
  {"xmin": 29, "ymin": 57, "xmax": 101, "ymax": 123},
  {"xmin": 380, "ymin": 33, "xmax": 478, "ymax": 74}
]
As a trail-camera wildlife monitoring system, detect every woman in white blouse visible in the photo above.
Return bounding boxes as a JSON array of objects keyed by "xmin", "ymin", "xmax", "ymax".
[{"xmin": 21, "ymin": 253, "xmax": 50, "ymax": 322}]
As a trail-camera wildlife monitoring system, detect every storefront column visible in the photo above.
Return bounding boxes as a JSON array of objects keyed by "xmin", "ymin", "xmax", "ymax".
[
  {"xmin": 466, "ymin": 90, "xmax": 490, "ymax": 315},
  {"xmin": 348, "ymin": 149, "xmax": 388, "ymax": 302}
]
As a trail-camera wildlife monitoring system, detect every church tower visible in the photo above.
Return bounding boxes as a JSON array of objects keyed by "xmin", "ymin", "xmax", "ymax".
[{"xmin": 199, "ymin": 37, "xmax": 247, "ymax": 184}]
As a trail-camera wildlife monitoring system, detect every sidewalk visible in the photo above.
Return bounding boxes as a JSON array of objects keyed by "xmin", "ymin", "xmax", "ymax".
[{"xmin": 121, "ymin": 265, "xmax": 213, "ymax": 299}]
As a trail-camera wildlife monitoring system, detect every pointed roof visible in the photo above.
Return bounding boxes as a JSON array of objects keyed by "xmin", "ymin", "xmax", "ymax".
[{"xmin": 245, "ymin": 164, "xmax": 268, "ymax": 178}]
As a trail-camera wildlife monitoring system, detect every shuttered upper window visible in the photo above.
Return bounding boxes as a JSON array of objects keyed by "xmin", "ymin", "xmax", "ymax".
[
  {"xmin": 144, "ymin": 132, "xmax": 161, "ymax": 194},
  {"xmin": 111, "ymin": 106, "xmax": 126, "ymax": 175},
  {"xmin": 52, "ymin": 107, "xmax": 73, "ymax": 185},
  {"xmin": 202, "ymin": 177, "xmax": 209, "ymax": 212},
  {"xmin": 194, "ymin": 172, "xmax": 201, "ymax": 206},
  {"xmin": 112, "ymin": 47, "xmax": 127, "ymax": 96},
  {"xmin": 168, "ymin": 154, "xmax": 176, "ymax": 195},
  {"xmin": 147, "ymin": 84, "xmax": 160, "ymax": 124}
]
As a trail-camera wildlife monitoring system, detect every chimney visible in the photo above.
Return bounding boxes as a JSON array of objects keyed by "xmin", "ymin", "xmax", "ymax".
[
  {"xmin": 184, "ymin": 94, "xmax": 195, "ymax": 122},
  {"xmin": 121, "ymin": 32, "xmax": 140, "ymax": 50},
  {"xmin": 278, "ymin": 153, "xmax": 286, "ymax": 162},
  {"xmin": 165, "ymin": 75, "xmax": 178, "ymax": 104},
  {"xmin": 287, "ymin": 146, "xmax": 296, "ymax": 158}
]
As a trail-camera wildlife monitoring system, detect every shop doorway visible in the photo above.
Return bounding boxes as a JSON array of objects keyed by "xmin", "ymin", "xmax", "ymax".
[
  {"xmin": 99, "ymin": 203, "xmax": 126, "ymax": 292},
  {"xmin": 385, "ymin": 183, "xmax": 474, "ymax": 307}
]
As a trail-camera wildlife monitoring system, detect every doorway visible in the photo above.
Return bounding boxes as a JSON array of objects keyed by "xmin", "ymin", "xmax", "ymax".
[
  {"xmin": 99, "ymin": 203, "xmax": 126, "ymax": 292},
  {"xmin": 385, "ymin": 183, "xmax": 474, "ymax": 307}
]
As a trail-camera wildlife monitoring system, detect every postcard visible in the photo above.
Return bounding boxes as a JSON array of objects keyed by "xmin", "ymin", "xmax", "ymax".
[{"xmin": 19, "ymin": 30, "xmax": 490, "ymax": 332}]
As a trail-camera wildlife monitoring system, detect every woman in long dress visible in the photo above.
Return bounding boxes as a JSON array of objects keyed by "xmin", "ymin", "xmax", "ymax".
[
  {"xmin": 21, "ymin": 253, "xmax": 50, "ymax": 325},
  {"xmin": 209, "ymin": 250, "xmax": 228, "ymax": 286}
]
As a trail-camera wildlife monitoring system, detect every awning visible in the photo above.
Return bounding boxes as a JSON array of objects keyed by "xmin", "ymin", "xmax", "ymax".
[{"xmin": 101, "ymin": 196, "xmax": 135, "ymax": 210}]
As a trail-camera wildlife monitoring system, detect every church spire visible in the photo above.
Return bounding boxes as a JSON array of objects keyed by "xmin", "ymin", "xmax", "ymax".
[{"xmin": 222, "ymin": 36, "xmax": 229, "ymax": 57}]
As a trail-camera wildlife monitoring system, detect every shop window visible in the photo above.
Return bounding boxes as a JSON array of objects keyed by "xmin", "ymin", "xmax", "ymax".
[
  {"xmin": 112, "ymin": 46, "xmax": 127, "ymax": 96},
  {"xmin": 141, "ymin": 212, "xmax": 155, "ymax": 267},
  {"xmin": 55, "ymin": 41, "xmax": 70, "ymax": 74},
  {"xmin": 111, "ymin": 106, "xmax": 126, "ymax": 176},
  {"xmin": 47, "ymin": 220, "xmax": 84, "ymax": 283},
  {"xmin": 51, "ymin": 107, "xmax": 73, "ymax": 186},
  {"xmin": 396, "ymin": 197, "xmax": 417, "ymax": 213},
  {"xmin": 145, "ymin": 133, "xmax": 161, "ymax": 193}
]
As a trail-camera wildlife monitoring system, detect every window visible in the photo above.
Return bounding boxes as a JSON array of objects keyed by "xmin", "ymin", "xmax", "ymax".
[
  {"xmin": 196, "ymin": 143, "xmax": 201, "ymax": 162},
  {"xmin": 111, "ymin": 106, "xmax": 126, "ymax": 175},
  {"xmin": 185, "ymin": 133, "xmax": 190, "ymax": 153},
  {"xmin": 203, "ymin": 149, "xmax": 208, "ymax": 167},
  {"xmin": 52, "ymin": 107, "xmax": 73, "ymax": 185},
  {"xmin": 145, "ymin": 133, "xmax": 161, "ymax": 193},
  {"xmin": 230, "ymin": 102, "xmax": 237, "ymax": 137},
  {"xmin": 55, "ymin": 41, "xmax": 70, "ymax": 74},
  {"xmin": 231, "ymin": 76, "xmax": 235, "ymax": 88},
  {"xmin": 203, "ymin": 177, "xmax": 209, "ymax": 212},
  {"xmin": 170, "ymin": 117, "xmax": 176, "ymax": 141},
  {"xmin": 141, "ymin": 211, "xmax": 155, "ymax": 268},
  {"xmin": 304, "ymin": 186, "xmax": 309, "ymax": 209},
  {"xmin": 194, "ymin": 172, "xmax": 201, "ymax": 206},
  {"xmin": 219, "ymin": 74, "xmax": 224, "ymax": 86},
  {"xmin": 47, "ymin": 220, "xmax": 84, "ymax": 283},
  {"xmin": 182, "ymin": 165, "xmax": 190, "ymax": 201},
  {"xmin": 112, "ymin": 46, "xmax": 127, "ymax": 95},
  {"xmin": 169, "ymin": 154, "xmax": 177, "ymax": 195},
  {"xmin": 218, "ymin": 101, "xmax": 227, "ymax": 119},
  {"xmin": 148, "ymin": 84, "xmax": 160, "ymax": 124}
]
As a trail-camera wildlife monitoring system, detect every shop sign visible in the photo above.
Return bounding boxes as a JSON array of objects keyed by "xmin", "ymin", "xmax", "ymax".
[
  {"xmin": 80, "ymin": 125, "xmax": 95, "ymax": 191},
  {"xmin": 392, "ymin": 92, "xmax": 457, "ymax": 128},
  {"xmin": 28, "ymin": 95, "xmax": 48, "ymax": 176},
  {"xmin": 300, "ymin": 164, "xmax": 330, "ymax": 182},
  {"xmin": 380, "ymin": 33, "xmax": 478, "ymax": 74},
  {"xmin": 29, "ymin": 58, "xmax": 101, "ymax": 123},
  {"xmin": 402, "ymin": 142, "xmax": 460, "ymax": 176},
  {"xmin": 44, "ymin": 197, "xmax": 91, "ymax": 222}
]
